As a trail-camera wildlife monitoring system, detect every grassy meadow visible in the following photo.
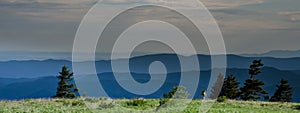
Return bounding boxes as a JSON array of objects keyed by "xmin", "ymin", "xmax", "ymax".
[{"xmin": 0, "ymin": 98, "xmax": 299, "ymax": 113}]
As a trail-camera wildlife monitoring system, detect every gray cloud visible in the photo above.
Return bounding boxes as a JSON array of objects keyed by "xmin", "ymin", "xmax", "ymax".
[
  {"xmin": 100, "ymin": 0, "xmax": 265, "ymax": 9},
  {"xmin": 278, "ymin": 11, "xmax": 300, "ymax": 22},
  {"xmin": 0, "ymin": 0, "xmax": 299, "ymax": 54}
]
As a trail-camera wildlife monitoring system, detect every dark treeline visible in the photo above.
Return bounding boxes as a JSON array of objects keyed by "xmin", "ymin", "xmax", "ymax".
[
  {"xmin": 218, "ymin": 60, "xmax": 293, "ymax": 102},
  {"xmin": 52, "ymin": 60, "xmax": 293, "ymax": 103}
]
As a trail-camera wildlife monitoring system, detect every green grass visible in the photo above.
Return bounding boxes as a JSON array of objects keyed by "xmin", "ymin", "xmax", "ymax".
[{"xmin": 0, "ymin": 98, "xmax": 299, "ymax": 113}]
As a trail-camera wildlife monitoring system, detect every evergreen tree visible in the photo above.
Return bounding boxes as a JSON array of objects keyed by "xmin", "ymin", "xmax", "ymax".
[
  {"xmin": 162, "ymin": 86, "xmax": 189, "ymax": 99},
  {"xmin": 220, "ymin": 74, "xmax": 240, "ymax": 99},
  {"xmin": 158, "ymin": 86, "xmax": 189, "ymax": 108},
  {"xmin": 209, "ymin": 73, "xmax": 224, "ymax": 99},
  {"xmin": 53, "ymin": 66, "xmax": 78, "ymax": 98},
  {"xmin": 240, "ymin": 79, "xmax": 268, "ymax": 100},
  {"xmin": 240, "ymin": 60, "xmax": 268, "ymax": 101},
  {"xmin": 270, "ymin": 79, "xmax": 293, "ymax": 102},
  {"xmin": 249, "ymin": 59, "xmax": 264, "ymax": 79}
]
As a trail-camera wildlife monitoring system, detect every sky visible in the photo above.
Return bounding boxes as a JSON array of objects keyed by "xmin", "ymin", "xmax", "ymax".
[{"xmin": 0, "ymin": 0, "xmax": 300, "ymax": 55}]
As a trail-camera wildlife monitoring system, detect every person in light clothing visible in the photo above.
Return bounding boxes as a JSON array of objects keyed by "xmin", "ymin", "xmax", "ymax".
[{"xmin": 202, "ymin": 90, "xmax": 206, "ymax": 99}]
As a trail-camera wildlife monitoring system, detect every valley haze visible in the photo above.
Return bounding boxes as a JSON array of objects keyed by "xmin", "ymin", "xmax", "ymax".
[{"xmin": 0, "ymin": 52, "xmax": 299, "ymax": 102}]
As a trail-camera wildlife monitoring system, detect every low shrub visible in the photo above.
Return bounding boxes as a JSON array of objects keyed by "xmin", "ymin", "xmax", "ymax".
[
  {"xmin": 98, "ymin": 101, "xmax": 115, "ymax": 110},
  {"xmin": 84, "ymin": 98, "xmax": 99, "ymax": 103},
  {"xmin": 217, "ymin": 96, "xmax": 227, "ymax": 103},
  {"xmin": 126, "ymin": 98, "xmax": 147, "ymax": 107},
  {"xmin": 71, "ymin": 100, "xmax": 85, "ymax": 106},
  {"xmin": 55, "ymin": 99, "xmax": 72, "ymax": 106},
  {"xmin": 292, "ymin": 104, "xmax": 300, "ymax": 110}
]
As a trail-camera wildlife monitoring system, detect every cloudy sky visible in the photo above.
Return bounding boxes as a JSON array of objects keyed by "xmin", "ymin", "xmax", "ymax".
[{"xmin": 0, "ymin": 0, "xmax": 299, "ymax": 55}]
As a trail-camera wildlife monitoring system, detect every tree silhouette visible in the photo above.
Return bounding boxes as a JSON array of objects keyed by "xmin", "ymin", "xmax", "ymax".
[
  {"xmin": 249, "ymin": 59, "xmax": 264, "ymax": 78},
  {"xmin": 240, "ymin": 60, "xmax": 268, "ymax": 101},
  {"xmin": 163, "ymin": 86, "xmax": 189, "ymax": 99},
  {"xmin": 209, "ymin": 73, "xmax": 224, "ymax": 99},
  {"xmin": 220, "ymin": 74, "xmax": 240, "ymax": 99},
  {"xmin": 53, "ymin": 66, "xmax": 78, "ymax": 98},
  {"xmin": 270, "ymin": 79, "xmax": 293, "ymax": 102},
  {"xmin": 157, "ymin": 86, "xmax": 189, "ymax": 109}
]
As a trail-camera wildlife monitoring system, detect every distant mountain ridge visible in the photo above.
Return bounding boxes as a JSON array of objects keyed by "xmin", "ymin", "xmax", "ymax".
[
  {"xmin": 0, "ymin": 54, "xmax": 300, "ymax": 78},
  {"xmin": 0, "ymin": 53, "xmax": 299, "ymax": 101},
  {"xmin": 0, "ymin": 67, "xmax": 299, "ymax": 102},
  {"xmin": 0, "ymin": 50, "xmax": 300, "ymax": 61},
  {"xmin": 241, "ymin": 50, "xmax": 300, "ymax": 58}
]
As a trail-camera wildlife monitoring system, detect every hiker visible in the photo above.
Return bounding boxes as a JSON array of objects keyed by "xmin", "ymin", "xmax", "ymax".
[{"xmin": 202, "ymin": 90, "xmax": 206, "ymax": 99}]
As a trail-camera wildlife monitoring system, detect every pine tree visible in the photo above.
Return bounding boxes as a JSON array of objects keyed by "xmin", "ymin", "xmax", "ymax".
[
  {"xmin": 249, "ymin": 59, "xmax": 264, "ymax": 79},
  {"xmin": 220, "ymin": 74, "xmax": 240, "ymax": 99},
  {"xmin": 270, "ymin": 79, "xmax": 293, "ymax": 102},
  {"xmin": 53, "ymin": 66, "xmax": 78, "ymax": 99},
  {"xmin": 157, "ymin": 86, "xmax": 189, "ymax": 108},
  {"xmin": 209, "ymin": 73, "xmax": 225, "ymax": 99},
  {"xmin": 240, "ymin": 79, "xmax": 268, "ymax": 100},
  {"xmin": 240, "ymin": 60, "xmax": 268, "ymax": 101},
  {"xmin": 162, "ymin": 86, "xmax": 189, "ymax": 99}
]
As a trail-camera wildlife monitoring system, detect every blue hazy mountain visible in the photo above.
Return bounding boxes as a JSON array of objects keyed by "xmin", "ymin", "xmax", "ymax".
[
  {"xmin": 0, "ymin": 67, "xmax": 299, "ymax": 101},
  {"xmin": 241, "ymin": 50, "xmax": 300, "ymax": 58},
  {"xmin": 0, "ymin": 51, "xmax": 149, "ymax": 61},
  {"xmin": 1, "ymin": 50, "xmax": 299, "ymax": 61},
  {"xmin": 0, "ymin": 78, "xmax": 33, "ymax": 86},
  {"xmin": 0, "ymin": 54, "xmax": 299, "ymax": 101},
  {"xmin": 0, "ymin": 54, "xmax": 300, "ymax": 78}
]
